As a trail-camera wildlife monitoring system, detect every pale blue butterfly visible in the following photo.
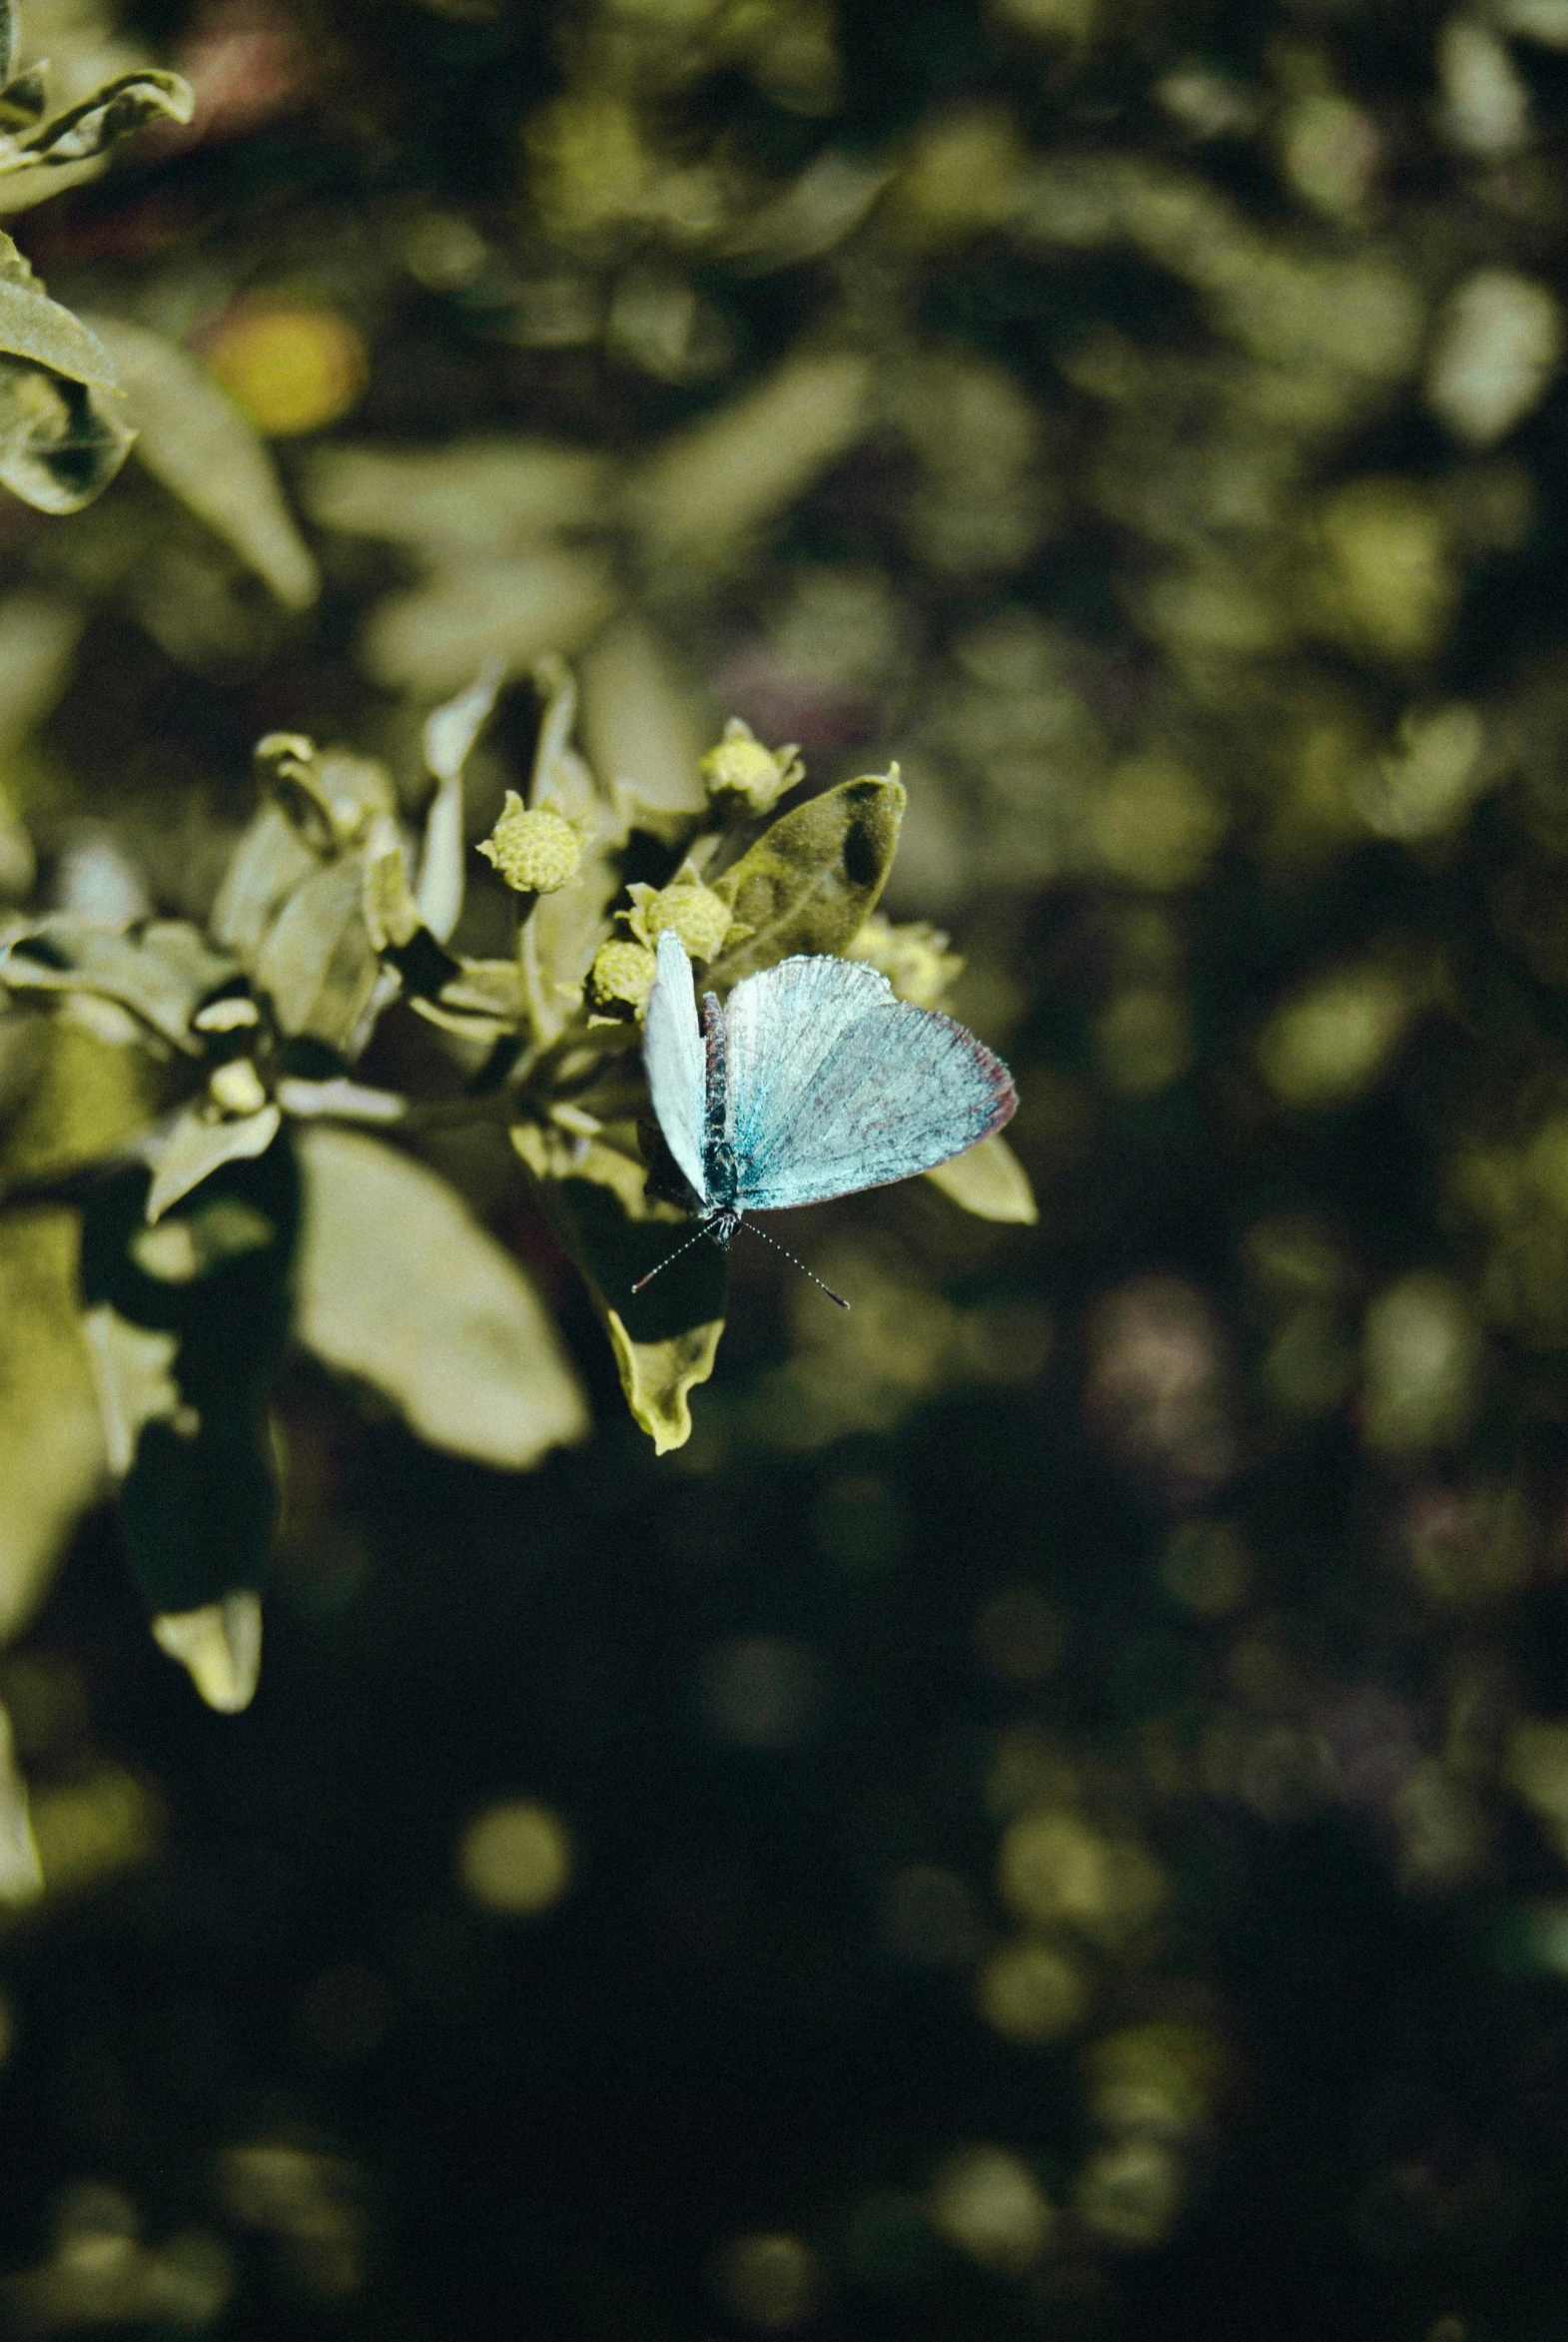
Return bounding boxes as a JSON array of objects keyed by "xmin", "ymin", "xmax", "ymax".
[{"xmin": 637, "ymin": 928, "xmax": 1018, "ymax": 1305}]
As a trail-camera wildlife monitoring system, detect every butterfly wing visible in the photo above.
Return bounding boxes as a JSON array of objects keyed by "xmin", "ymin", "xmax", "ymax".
[
  {"xmin": 722, "ymin": 953, "xmax": 1016, "ymax": 1212},
  {"xmin": 644, "ymin": 928, "xmax": 710, "ymax": 1204}
]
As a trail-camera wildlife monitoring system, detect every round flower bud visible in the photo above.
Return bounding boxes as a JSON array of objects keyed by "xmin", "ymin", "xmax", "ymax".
[
  {"xmin": 586, "ymin": 939, "xmax": 657, "ymax": 1017},
  {"xmin": 699, "ymin": 718, "xmax": 803, "ymax": 816},
  {"xmin": 637, "ymin": 881, "xmax": 733, "ymax": 964},
  {"xmin": 477, "ymin": 793, "xmax": 582, "ymax": 894},
  {"xmin": 845, "ymin": 913, "xmax": 963, "ymax": 1009}
]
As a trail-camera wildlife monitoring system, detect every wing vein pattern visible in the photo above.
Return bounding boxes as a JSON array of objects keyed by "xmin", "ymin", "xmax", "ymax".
[{"xmin": 721, "ymin": 953, "xmax": 1015, "ymax": 1212}]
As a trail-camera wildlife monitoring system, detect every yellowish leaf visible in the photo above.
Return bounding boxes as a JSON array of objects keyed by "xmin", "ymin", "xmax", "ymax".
[{"xmin": 925, "ymin": 1133, "xmax": 1038, "ymax": 1224}]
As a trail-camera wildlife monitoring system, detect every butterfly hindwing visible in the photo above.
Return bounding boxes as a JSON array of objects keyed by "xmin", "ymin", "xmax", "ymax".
[
  {"xmin": 721, "ymin": 952, "xmax": 1016, "ymax": 1212},
  {"xmin": 644, "ymin": 928, "xmax": 710, "ymax": 1204}
]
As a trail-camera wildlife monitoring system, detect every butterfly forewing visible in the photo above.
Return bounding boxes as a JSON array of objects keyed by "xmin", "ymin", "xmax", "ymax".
[
  {"xmin": 721, "ymin": 953, "xmax": 1016, "ymax": 1212},
  {"xmin": 645, "ymin": 928, "xmax": 710, "ymax": 1204}
]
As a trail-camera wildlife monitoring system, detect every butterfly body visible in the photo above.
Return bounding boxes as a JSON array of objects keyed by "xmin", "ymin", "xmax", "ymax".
[{"xmin": 644, "ymin": 931, "xmax": 1017, "ymax": 1263}]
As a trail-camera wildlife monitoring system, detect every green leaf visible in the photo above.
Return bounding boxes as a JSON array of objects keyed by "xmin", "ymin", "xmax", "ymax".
[
  {"xmin": 706, "ymin": 771, "xmax": 906, "ymax": 984},
  {"xmin": 144, "ymin": 1102, "xmax": 282, "ymax": 1223},
  {"xmin": 513, "ymin": 1120, "xmax": 726, "ymax": 1453},
  {"xmin": 252, "ymin": 855, "xmax": 380, "ymax": 1054},
  {"xmin": 82, "ymin": 314, "xmax": 320, "ymax": 610},
  {"xmin": 924, "ymin": 1133, "xmax": 1039, "ymax": 1224},
  {"xmin": 0, "ymin": 357, "xmax": 132, "ymax": 511},
  {"xmin": 0, "ymin": 234, "xmax": 117, "ymax": 383},
  {"xmin": 150, "ymin": 1592, "xmax": 261, "ymax": 1714},
  {"xmin": 524, "ymin": 659, "xmax": 630, "ymax": 1033},
  {"xmin": 0, "ymin": 916, "xmax": 239, "ymax": 1052},
  {"xmin": 0, "ymin": 1018, "xmax": 161, "ymax": 1185},
  {"xmin": 80, "ymin": 1300, "xmax": 183, "ymax": 1473},
  {"xmin": 360, "ymin": 548, "xmax": 618, "ymax": 696},
  {"xmin": 294, "ymin": 1126, "xmax": 589, "ymax": 1468},
  {"xmin": 0, "ymin": 1211, "xmax": 106, "ymax": 1644},
  {"xmin": 419, "ymin": 661, "xmax": 503, "ymax": 944},
  {"xmin": 605, "ymin": 1310, "xmax": 724, "ymax": 1456},
  {"xmin": 0, "ymin": 234, "xmax": 130, "ymax": 512},
  {"xmin": 6, "ymin": 70, "xmax": 193, "ymax": 169},
  {"xmin": 209, "ymin": 804, "xmax": 321, "ymax": 965}
]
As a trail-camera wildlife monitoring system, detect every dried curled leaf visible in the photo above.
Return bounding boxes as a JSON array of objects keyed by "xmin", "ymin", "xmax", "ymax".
[
  {"xmin": 924, "ymin": 1133, "xmax": 1039, "ymax": 1224},
  {"xmin": 706, "ymin": 771, "xmax": 906, "ymax": 984},
  {"xmin": 294, "ymin": 1126, "xmax": 588, "ymax": 1469},
  {"xmin": 0, "ymin": 234, "xmax": 130, "ymax": 510},
  {"xmin": 2, "ymin": 70, "xmax": 192, "ymax": 169},
  {"xmin": 0, "ymin": 355, "xmax": 131, "ymax": 511},
  {"xmin": 82, "ymin": 314, "xmax": 320, "ymax": 609}
]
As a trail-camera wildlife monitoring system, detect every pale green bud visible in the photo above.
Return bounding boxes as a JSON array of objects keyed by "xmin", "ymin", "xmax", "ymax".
[
  {"xmin": 586, "ymin": 938, "xmax": 657, "ymax": 1018},
  {"xmin": 477, "ymin": 793, "xmax": 583, "ymax": 894},
  {"xmin": 699, "ymin": 717, "xmax": 804, "ymax": 816}
]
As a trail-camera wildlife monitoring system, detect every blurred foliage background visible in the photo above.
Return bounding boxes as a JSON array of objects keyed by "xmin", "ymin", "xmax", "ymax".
[{"xmin": 4, "ymin": 0, "xmax": 1568, "ymax": 2333}]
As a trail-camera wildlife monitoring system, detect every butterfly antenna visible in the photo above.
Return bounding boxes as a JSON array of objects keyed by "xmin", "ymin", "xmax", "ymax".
[
  {"xmin": 630, "ymin": 1225, "xmax": 712, "ymax": 1295},
  {"xmin": 735, "ymin": 1219, "xmax": 850, "ymax": 1308}
]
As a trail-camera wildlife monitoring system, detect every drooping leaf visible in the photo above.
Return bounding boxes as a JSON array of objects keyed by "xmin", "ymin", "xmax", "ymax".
[
  {"xmin": 4, "ymin": 70, "xmax": 193, "ymax": 169},
  {"xmin": 924, "ymin": 1133, "xmax": 1039, "ymax": 1224},
  {"xmin": 605, "ymin": 1310, "xmax": 724, "ymax": 1456},
  {"xmin": 150, "ymin": 1592, "xmax": 261, "ymax": 1714},
  {"xmin": 294, "ymin": 1125, "xmax": 589, "ymax": 1468},
  {"xmin": 0, "ymin": 1211, "xmax": 107, "ymax": 1643},
  {"xmin": 82, "ymin": 314, "xmax": 321, "ymax": 610},
  {"xmin": 0, "ymin": 916, "xmax": 238, "ymax": 1052},
  {"xmin": 513, "ymin": 1120, "xmax": 726, "ymax": 1453},
  {"xmin": 418, "ymin": 661, "xmax": 503, "ymax": 944},
  {"xmin": 143, "ymin": 1101, "xmax": 282, "ymax": 1223},
  {"xmin": 705, "ymin": 771, "xmax": 906, "ymax": 984},
  {"xmin": 523, "ymin": 659, "xmax": 627, "ymax": 1034},
  {"xmin": 253, "ymin": 855, "xmax": 379, "ymax": 1053}
]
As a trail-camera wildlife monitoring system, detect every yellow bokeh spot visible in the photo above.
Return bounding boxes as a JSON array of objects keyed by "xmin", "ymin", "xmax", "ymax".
[
  {"xmin": 976, "ymin": 1939, "xmax": 1089, "ymax": 2045},
  {"xmin": 457, "ymin": 1800, "xmax": 572, "ymax": 1917},
  {"xmin": 927, "ymin": 2145, "xmax": 1054, "ymax": 2271},
  {"xmin": 1256, "ymin": 963, "xmax": 1416, "ymax": 1109},
  {"xmin": 205, "ymin": 306, "xmax": 369, "ymax": 437},
  {"xmin": 998, "ymin": 1809, "xmax": 1167, "ymax": 1940},
  {"xmin": 1087, "ymin": 757, "xmax": 1225, "ymax": 891}
]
